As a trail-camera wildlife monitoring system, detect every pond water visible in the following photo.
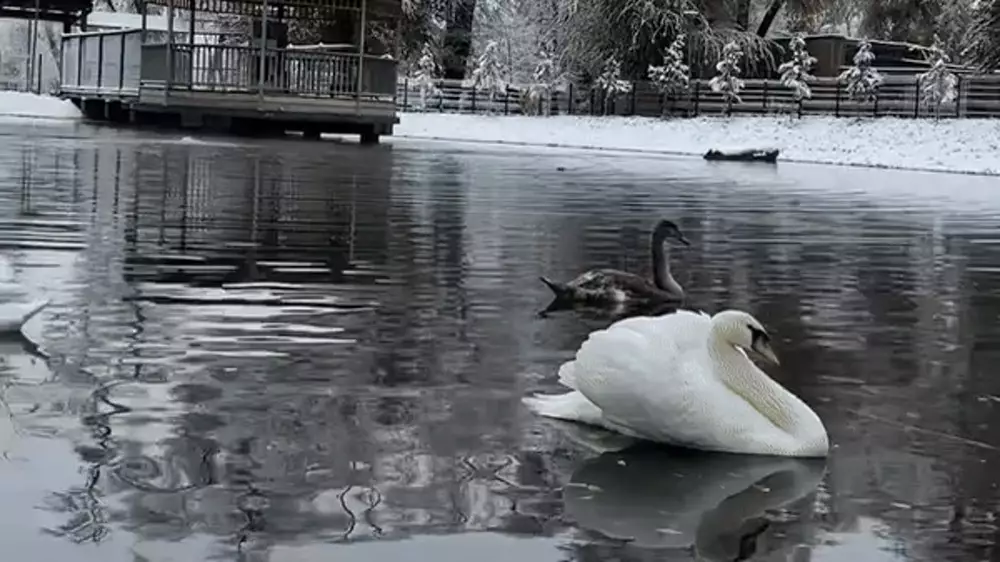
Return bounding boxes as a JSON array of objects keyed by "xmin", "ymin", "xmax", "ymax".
[{"xmin": 2, "ymin": 118, "xmax": 1000, "ymax": 562}]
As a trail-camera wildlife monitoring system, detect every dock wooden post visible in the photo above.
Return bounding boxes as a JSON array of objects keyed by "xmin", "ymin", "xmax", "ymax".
[
  {"xmin": 119, "ymin": 31, "xmax": 126, "ymax": 90},
  {"xmin": 166, "ymin": 0, "xmax": 174, "ymax": 99},
  {"xmin": 258, "ymin": 0, "xmax": 268, "ymax": 98},
  {"xmin": 140, "ymin": 0, "xmax": 147, "ymax": 43},
  {"xmin": 189, "ymin": 0, "xmax": 196, "ymax": 90}
]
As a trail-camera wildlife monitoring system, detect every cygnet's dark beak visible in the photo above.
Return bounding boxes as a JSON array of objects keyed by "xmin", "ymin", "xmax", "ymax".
[{"xmin": 676, "ymin": 234, "xmax": 691, "ymax": 246}]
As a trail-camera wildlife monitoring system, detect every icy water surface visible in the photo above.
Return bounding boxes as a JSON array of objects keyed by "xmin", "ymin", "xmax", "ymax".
[{"xmin": 2, "ymin": 118, "xmax": 1000, "ymax": 561}]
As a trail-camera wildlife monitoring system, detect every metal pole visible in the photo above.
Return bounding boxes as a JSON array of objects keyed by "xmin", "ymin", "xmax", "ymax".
[
  {"xmin": 355, "ymin": 0, "xmax": 366, "ymax": 112},
  {"xmin": 258, "ymin": 0, "xmax": 268, "ymax": 98}
]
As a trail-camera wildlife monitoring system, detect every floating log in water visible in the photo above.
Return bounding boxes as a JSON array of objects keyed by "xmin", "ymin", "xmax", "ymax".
[{"xmin": 703, "ymin": 148, "xmax": 780, "ymax": 163}]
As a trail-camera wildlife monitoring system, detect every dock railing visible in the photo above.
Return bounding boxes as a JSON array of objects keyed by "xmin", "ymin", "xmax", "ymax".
[{"xmin": 61, "ymin": 28, "xmax": 143, "ymax": 96}]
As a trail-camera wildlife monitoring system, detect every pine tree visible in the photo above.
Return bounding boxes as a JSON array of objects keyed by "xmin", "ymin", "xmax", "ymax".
[
  {"xmin": 838, "ymin": 40, "xmax": 883, "ymax": 104},
  {"xmin": 778, "ymin": 34, "xmax": 817, "ymax": 105},
  {"xmin": 709, "ymin": 41, "xmax": 745, "ymax": 116},
  {"xmin": 595, "ymin": 56, "xmax": 632, "ymax": 115},
  {"xmin": 918, "ymin": 40, "xmax": 958, "ymax": 120},
  {"xmin": 471, "ymin": 40, "xmax": 507, "ymax": 112},
  {"xmin": 647, "ymin": 34, "xmax": 691, "ymax": 100},
  {"xmin": 527, "ymin": 45, "xmax": 560, "ymax": 116},
  {"xmin": 412, "ymin": 43, "xmax": 441, "ymax": 111},
  {"xmin": 965, "ymin": 0, "xmax": 1000, "ymax": 71}
]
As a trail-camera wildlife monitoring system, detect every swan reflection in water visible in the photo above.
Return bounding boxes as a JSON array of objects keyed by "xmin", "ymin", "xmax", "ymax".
[{"xmin": 555, "ymin": 424, "xmax": 827, "ymax": 561}]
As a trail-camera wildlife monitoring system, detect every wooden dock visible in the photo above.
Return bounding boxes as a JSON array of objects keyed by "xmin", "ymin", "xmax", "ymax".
[{"xmin": 58, "ymin": 0, "xmax": 401, "ymax": 143}]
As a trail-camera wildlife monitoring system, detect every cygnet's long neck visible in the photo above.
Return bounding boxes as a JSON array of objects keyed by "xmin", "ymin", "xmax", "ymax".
[
  {"xmin": 650, "ymin": 233, "xmax": 683, "ymax": 297},
  {"xmin": 706, "ymin": 330, "xmax": 826, "ymax": 450}
]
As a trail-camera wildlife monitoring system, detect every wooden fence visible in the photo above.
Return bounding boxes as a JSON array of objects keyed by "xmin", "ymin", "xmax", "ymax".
[{"xmin": 396, "ymin": 73, "xmax": 1000, "ymax": 119}]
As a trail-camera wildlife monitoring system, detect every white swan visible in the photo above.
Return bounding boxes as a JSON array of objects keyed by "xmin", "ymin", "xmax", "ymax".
[{"xmin": 523, "ymin": 309, "xmax": 829, "ymax": 457}]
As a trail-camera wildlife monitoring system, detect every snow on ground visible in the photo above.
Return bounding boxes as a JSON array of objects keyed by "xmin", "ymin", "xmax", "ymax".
[
  {"xmin": 394, "ymin": 113, "xmax": 1000, "ymax": 176},
  {"xmin": 1, "ymin": 93, "xmax": 995, "ymax": 175},
  {"xmin": 0, "ymin": 91, "xmax": 82, "ymax": 120}
]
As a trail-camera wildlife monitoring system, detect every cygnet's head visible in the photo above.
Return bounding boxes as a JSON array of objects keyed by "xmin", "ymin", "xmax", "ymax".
[
  {"xmin": 711, "ymin": 309, "xmax": 779, "ymax": 366},
  {"xmin": 652, "ymin": 219, "xmax": 690, "ymax": 247}
]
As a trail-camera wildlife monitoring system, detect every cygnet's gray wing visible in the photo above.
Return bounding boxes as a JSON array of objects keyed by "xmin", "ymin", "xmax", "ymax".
[{"xmin": 572, "ymin": 269, "xmax": 658, "ymax": 297}]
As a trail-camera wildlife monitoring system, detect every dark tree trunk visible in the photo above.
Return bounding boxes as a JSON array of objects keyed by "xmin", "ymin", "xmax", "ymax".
[
  {"xmin": 756, "ymin": 0, "xmax": 785, "ymax": 36},
  {"xmin": 735, "ymin": 0, "xmax": 752, "ymax": 31},
  {"xmin": 441, "ymin": 0, "xmax": 476, "ymax": 79}
]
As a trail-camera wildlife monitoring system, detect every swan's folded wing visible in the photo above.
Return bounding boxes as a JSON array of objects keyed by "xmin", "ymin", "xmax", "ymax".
[{"xmin": 565, "ymin": 310, "xmax": 716, "ymax": 446}]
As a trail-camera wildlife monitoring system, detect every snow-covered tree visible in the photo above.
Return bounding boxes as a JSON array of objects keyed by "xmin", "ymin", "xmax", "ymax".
[
  {"xmin": 647, "ymin": 34, "xmax": 690, "ymax": 97},
  {"xmin": 595, "ymin": 55, "xmax": 632, "ymax": 94},
  {"xmin": 917, "ymin": 41, "xmax": 958, "ymax": 119},
  {"xmin": 595, "ymin": 55, "xmax": 632, "ymax": 114},
  {"xmin": 709, "ymin": 41, "xmax": 745, "ymax": 115},
  {"xmin": 471, "ymin": 40, "xmax": 507, "ymax": 111},
  {"xmin": 524, "ymin": 44, "xmax": 565, "ymax": 116},
  {"xmin": 411, "ymin": 43, "xmax": 441, "ymax": 111},
  {"xmin": 838, "ymin": 39, "xmax": 882, "ymax": 103},
  {"xmin": 778, "ymin": 33, "xmax": 817, "ymax": 103}
]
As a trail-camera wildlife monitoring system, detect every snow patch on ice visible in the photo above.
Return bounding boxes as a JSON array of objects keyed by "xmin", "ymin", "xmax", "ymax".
[
  {"xmin": 394, "ymin": 113, "xmax": 1000, "ymax": 176},
  {"xmin": 0, "ymin": 92, "xmax": 83, "ymax": 121}
]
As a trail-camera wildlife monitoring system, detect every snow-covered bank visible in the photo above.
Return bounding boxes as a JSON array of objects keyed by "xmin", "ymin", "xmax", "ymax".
[
  {"xmin": 0, "ymin": 92, "xmax": 82, "ymax": 120},
  {"xmin": 394, "ymin": 113, "xmax": 1000, "ymax": 176}
]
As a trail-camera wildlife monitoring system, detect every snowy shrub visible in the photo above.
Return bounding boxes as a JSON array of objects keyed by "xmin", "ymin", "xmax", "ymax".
[
  {"xmin": 595, "ymin": 55, "xmax": 632, "ymax": 115},
  {"xmin": 647, "ymin": 33, "xmax": 691, "ymax": 105},
  {"xmin": 838, "ymin": 39, "xmax": 883, "ymax": 103},
  {"xmin": 709, "ymin": 41, "xmax": 745, "ymax": 115},
  {"xmin": 411, "ymin": 43, "xmax": 441, "ymax": 111},
  {"xmin": 778, "ymin": 34, "xmax": 817, "ymax": 104},
  {"xmin": 524, "ymin": 45, "xmax": 564, "ymax": 116},
  {"xmin": 471, "ymin": 40, "xmax": 507, "ymax": 112},
  {"xmin": 917, "ymin": 41, "xmax": 958, "ymax": 119}
]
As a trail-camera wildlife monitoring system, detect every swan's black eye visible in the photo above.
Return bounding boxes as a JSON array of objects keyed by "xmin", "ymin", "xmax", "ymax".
[{"xmin": 747, "ymin": 324, "xmax": 769, "ymax": 346}]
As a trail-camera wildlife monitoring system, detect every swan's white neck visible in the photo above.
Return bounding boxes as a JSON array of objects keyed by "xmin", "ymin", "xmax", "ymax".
[{"xmin": 707, "ymin": 334, "xmax": 827, "ymax": 454}]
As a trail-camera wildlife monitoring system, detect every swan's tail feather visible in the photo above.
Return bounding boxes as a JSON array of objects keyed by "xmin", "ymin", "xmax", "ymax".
[
  {"xmin": 556, "ymin": 361, "xmax": 579, "ymax": 390},
  {"xmin": 539, "ymin": 276, "xmax": 571, "ymax": 300},
  {"xmin": 522, "ymin": 391, "xmax": 606, "ymax": 427}
]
